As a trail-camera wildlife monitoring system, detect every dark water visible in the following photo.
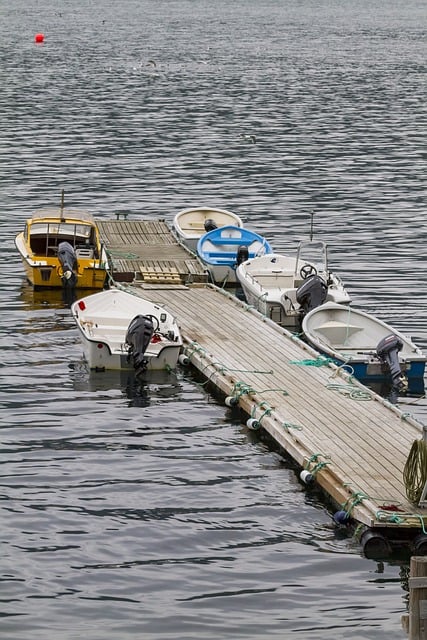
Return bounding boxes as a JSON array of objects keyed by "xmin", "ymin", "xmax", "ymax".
[{"xmin": 1, "ymin": 1, "xmax": 426, "ymax": 638}]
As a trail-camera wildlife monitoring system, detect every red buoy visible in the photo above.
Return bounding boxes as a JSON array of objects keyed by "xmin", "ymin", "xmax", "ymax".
[{"xmin": 34, "ymin": 33, "xmax": 45, "ymax": 44}]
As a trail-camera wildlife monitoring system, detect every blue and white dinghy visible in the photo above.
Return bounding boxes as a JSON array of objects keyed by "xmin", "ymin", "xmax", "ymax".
[{"xmin": 197, "ymin": 225, "xmax": 273, "ymax": 286}]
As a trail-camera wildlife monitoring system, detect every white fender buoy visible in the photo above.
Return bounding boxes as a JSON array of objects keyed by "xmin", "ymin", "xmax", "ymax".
[
  {"xmin": 178, "ymin": 353, "xmax": 190, "ymax": 366},
  {"xmin": 300, "ymin": 470, "xmax": 314, "ymax": 484},
  {"xmin": 246, "ymin": 418, "xmax": 260, "ymax": 430},
  {"xmin": 225, "ymin": 396, "xmax": 238, "ymax": 407}
]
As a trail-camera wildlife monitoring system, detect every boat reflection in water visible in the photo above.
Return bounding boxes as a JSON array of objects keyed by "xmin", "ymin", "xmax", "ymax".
[
  {"xmin": 70, "ymin": 361, "xmax": 183, "ymax": 408},
  {"xmin": 19, "ymin": 279, "xmax": 98, "ymax": 309}
]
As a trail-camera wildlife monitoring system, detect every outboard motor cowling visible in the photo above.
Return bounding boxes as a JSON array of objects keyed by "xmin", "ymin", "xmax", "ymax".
[
  {"xmin": 236, "ymin": 245, "xmax": 249, "ymax": 266},
  {"xmin": 125, "ymin": 314, "xmax": 155, "ymax": 376},
  {"xmin": 204, "ymin": 219, "xmax": 218, "ymax": 232},
  {"xmin": 296, "ymin": 275, "xmax": 328, "ymax": 315},
  {"xmin": 376, "ymin": 334, "xmax": 407, "ymax": 391},
  {"xmin": 58, "ymin": 241, "xmax": 78, "ymax": 288}
]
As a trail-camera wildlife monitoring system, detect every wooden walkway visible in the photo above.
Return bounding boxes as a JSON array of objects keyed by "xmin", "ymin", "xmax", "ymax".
[
  {"xmin": 130, "ymin": 283, "xmax": 425, "ymax": 533},
  {"xmin": 97, "ymin": 219, "xmax": 207, "ymax": 284},
  {"xmin": 97, "ymin": 217, "xmax": 427, "ymax": 553}
]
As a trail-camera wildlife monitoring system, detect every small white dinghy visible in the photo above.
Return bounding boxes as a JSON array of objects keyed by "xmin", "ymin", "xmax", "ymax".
[
  {"xmin": 302, "ymin": 301, "xmax": 426, "ymax": 393},
  {"xmin": 236, "ymin": 241, "xmax": 350, "ymax": 329},
  {"xmin": 172, "ymin": 206, "xmax": 243, "ymax": 253},
  {"xmin": 71, "ymin": 288, "xmax": 183, "ymax": 373}
]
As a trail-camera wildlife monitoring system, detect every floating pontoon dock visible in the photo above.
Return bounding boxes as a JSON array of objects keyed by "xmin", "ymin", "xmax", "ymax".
[
  {"xmin": 97, "ymin": 218, "xmax": 207, "ymax": 285},
  {"xmin": 98, "ymin": 218, "xmax": 427, "ymax": 557}
]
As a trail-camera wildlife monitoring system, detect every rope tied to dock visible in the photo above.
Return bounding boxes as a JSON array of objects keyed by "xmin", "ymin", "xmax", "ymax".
[
  {"xmin": 290, "ymin": 333, "xmax": 304, "ymax": 341},
  {"xmin": 304, "ymin": 453, "xmax": 331, "ymax": 477},
  {"xmin": 281, "ymin": 422, "xmax": 303, "ymax": 431},
  {"xmin": 232, "ymin": 381, "xmax": 257, "ymax": 398},
  {"xmin": 109, "ymin": 249, "xmax": 141, "ymax": 259},
  {"xmin": 375, "ymin": 511, "xmax": 427, "ymax": 534},
  {"xmin": 184, "ymin": 341, "xmax": 208, "ymax": 359},
  {"xmin": 207, "ymin": 364, "xmax": 274, "ymax": 376},
  {"xmin": 326, "ymin": 381, "xmax": 372, "ymax": 401},
  {"xmin": 250, "ymin": 401, "xmax": 272, "ymax": 426},
  {"xmin": 256, "ymin": 387, "xmax": 289, "ymax": 396},
  {"xmin": 340, "ymin": 490, "xmax": 369, "ymax": 518},
  {"xmin": 289, "ymin": 356, "xmax": 334, "ymax": 367}
]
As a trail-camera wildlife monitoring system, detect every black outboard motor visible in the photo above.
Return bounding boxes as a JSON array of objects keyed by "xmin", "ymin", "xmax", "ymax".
[
  {"xmin": 58, "ymin": 241, "xmax": 78, "ymax": 288},
  {"xmin": 204, "ymin": 219, "xmax": 218, "ymax": 232},
  {"xmin": 296, "ymin": 275, "xmax": 328, "ymax": 315},
  {"xmin": 125, "ymin": 314, "xmax": 155, "ymax": 376},
  {"xmin": 376, "ymin": 334, "xmax": 408, "ymax": 393},
  {"xmin": 236, "ymin": 245, "xmax": 249, "ymax": 266}
]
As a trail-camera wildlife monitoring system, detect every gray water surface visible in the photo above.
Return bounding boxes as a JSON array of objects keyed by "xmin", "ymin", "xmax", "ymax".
[{"xmin": 1, "ymin": 1, "xmax": 426, "ymax": 638}]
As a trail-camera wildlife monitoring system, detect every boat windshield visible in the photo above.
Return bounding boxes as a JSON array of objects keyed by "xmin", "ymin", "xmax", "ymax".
[
  {"xmin": 295, "ymin": 240, "xmax": 328, "ymax": 273},
  {"xmin": 30, "ymin": 222, "xmax": 92, "ymax": 239}
]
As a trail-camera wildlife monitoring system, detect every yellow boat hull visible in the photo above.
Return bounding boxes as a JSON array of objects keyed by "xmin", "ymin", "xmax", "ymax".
[{"xmin": 19, "ymin": 252, "xmax": 108, "ymax": 289}]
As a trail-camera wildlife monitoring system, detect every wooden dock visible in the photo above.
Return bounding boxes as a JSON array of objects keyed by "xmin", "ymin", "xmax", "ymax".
[
  {"xmin": 97, "ymin": 218, "xmax": 207, "ymax": 285},
  {"xmin": 98, "ymin": 218, "xmax": 427, "ymax": 557}
]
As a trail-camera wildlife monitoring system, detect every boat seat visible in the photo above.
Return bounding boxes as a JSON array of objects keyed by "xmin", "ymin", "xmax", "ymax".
[
  {"xmin": 187, "ymin": 222, "xmax": 206, "ymax": 229},
  {"xmin": 81, "ymin": 317, "xmax": 129, "ymax": 329},
  {"xmin": 205, "ymin": 252, "xmax": 239, "ymax": 260},
  {"xmin": 205, "ymin": 237, "xmax": 249, "ymax": 246},
  {"xmin": 254, "ymin": 274, "xmax": 295, "ymax": 288},
  {"xmin": 314, "ymin": 321, "xmax": 364, "ymax": 345}
]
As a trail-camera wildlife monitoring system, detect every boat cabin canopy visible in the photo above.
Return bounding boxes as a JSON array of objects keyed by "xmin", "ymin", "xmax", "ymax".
[{"xmin": 25, "ymin": 209, "xmax": 99, "ymax": 257}]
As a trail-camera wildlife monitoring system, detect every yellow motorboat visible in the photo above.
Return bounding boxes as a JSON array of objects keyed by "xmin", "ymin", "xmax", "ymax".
[{"xmin": 15, "ymin": 203, "xmax": 111, "ymax": 290}]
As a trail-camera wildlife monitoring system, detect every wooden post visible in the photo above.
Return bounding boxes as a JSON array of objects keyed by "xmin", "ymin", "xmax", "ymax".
[{"xmin": 405, "ymin": 556, "xmax": 427, "ymax": 639}]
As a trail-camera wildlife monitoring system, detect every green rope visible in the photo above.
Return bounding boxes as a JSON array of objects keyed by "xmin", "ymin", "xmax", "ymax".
[
  {"xmin": 375, "ymin": 510, "xmax": 427, "ymax": 534},
  {"xmin": 250, "ymin": 401, "xmax": 272, "ymax": 423},
  {"xmin": 109, "ymin": 249, "xmax": 141, "ymax": 259},
  {"xmin": 326, "ymin": 381, "xmax": 372, "ymax": 401},
  {"xmin": 341, "ymin": 491, "xmax": 369, "ymax": 517},
  {"xmin": 403, "ymin": 438, "xmax": 427, "ymax": 504},
  {"xmin": 282, "ymin": 422, "xmax": 303, "ymax": 431},
  {"xmin": 290, "ymin": 333, "xmax": 304, "ymax": 341},
  {"xmin": 231, "ymin": 381, "xmax": 257, "ymax": 398},
  {"xmin": 203, "ymin": 363, "xmax": 274, "ymax": 376},
  {"xmin": 353, "ymin": 523, "xmax": 365, "ymax": 540},
  {"xmin": 256, "ymin": 387, "xmax": 289, "ymax": 396},
  {"xmin": 289, "ymin": 357, "xmax": 335, "ymax": 367},
  {"xmin": 305, "ymin": 453, "xmax": 331, "ymax": 477},
  {"xmin": 377, "ymin": 512, "xmax": 404, "ymax": 524},
  {"xmin": 248, "ymin": 401, "xmax": 272, "ymax": 430},
  {"xmin": 184, "ymin": 341, "xmax": 207, "ymax": 356}
]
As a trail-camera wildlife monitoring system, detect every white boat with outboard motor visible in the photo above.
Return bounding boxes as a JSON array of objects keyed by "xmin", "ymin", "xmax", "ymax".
[
  {"xmin": 236, "ymin": 240, "xmax": 350, "ymax": 329},
  {"xmin": 172, "ymin": 206, "xmax": 243, "ymax": 253},
  {"xmin": 71, "ymin": 288, "xmax": 183, "ymax": 373},
  {"xmin": 301, "ymin": 301, "xmax": 426, "ymax": 396}
]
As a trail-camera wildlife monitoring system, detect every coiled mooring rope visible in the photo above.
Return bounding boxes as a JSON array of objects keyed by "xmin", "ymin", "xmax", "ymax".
[{"xmin": 403, "ymin": 438, "xmax": 427, "ymax": 504}]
